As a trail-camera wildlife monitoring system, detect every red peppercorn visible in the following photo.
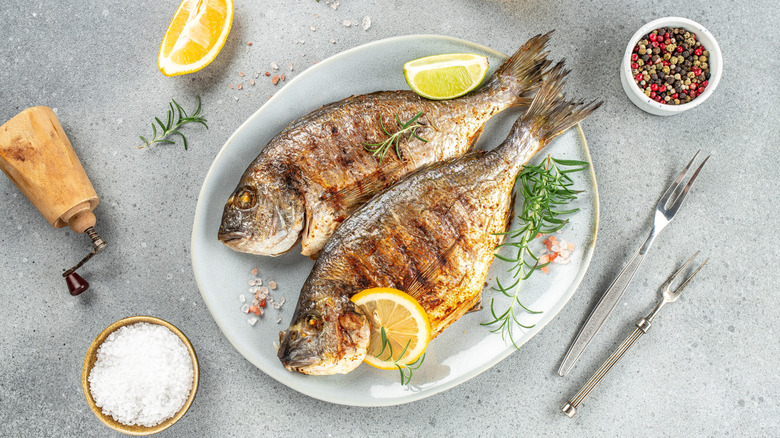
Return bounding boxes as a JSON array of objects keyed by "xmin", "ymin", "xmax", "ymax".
[
  {"xmin": 694, "ymin": 47, "xmax": 703, "ymax": 56},
  {"xmin": 631, "ymin": 53, "xmax": 638, "ymax": 61},
  {"xmin": 631, "ymin": 62, "xmax": 638, "ymax": 69},
  {"xmin": 649, "ymin": 33, "xmax": 657, "ymax": 42},
  {"xmin": 672, "ymin": 93, "xmax": 679, "ymax": 99},
  {"xmin": 701, "ymin": 80, "xmax": 708, "ymax": 87},
  {"xmin": 636, "ymin": 73, "xmax": 643, "ymax": 81},
  {"xmin": 676, "ymin": 46, "xmax": 683, "ymax": 53},
  {"xmin": 650, "ymin": 83, "xmax": 658, "ymax": 91},
  {"xmin": 662, "ymin": 60, "xmax": 670, "ymax": 66},
  {"xmin": 634, "ymin": 45, "xmax": 639, "ymax": 52},
  {"xmin": 651, "ymin": 41, "xmax": 659, "ymax": 48},
  {"xmin": 693, "ymin": 67, "xmax": 702, "ymax": 76},
  {"xmin": 650, "ymin": 91, "xmax": 657, "ymax": 98},
  {"xmin": 660, "ymin": 43, "xmax": 666, "ymax": 50},
  {"xmin": 690, "ymin": 83, "xmax": 697, "ymax": 90}
]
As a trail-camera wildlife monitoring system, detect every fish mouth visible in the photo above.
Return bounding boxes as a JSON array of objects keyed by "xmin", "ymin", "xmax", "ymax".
[
  {"xmin": 278, "ymin": 347, "xmax": 321, "ymax": 373},
  {"xmin": 217, "ymin": 231, "xmax": 250, "ymax": 243}
]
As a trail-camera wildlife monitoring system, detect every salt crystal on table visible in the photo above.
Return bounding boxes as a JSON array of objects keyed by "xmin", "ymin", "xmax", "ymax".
[
  {"xmin": 248, "ymin": 317, "xmax": 258, "ymax": 326},
  {"xmin": 269, "ymin": 281, "xmax": 277, "ymax": 290},
  {"xmin": 239, "ymin": 294, "xmax": 246, "ymax": 303},
  {"xmin": 362, "ymin": 16, "xmax": 371, "ymax": 30},
  {"xmin": 241, "ymin": 304, "xmax": 250, "ymax": 313}
]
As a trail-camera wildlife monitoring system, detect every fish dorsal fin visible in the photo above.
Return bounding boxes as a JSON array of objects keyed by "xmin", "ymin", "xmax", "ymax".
[{"xmin": 404, "ymin": 235, "xmax": 462, "ymax": 301}]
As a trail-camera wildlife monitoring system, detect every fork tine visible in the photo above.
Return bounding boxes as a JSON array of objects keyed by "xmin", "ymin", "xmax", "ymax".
[
  {"xmin": 671, "ymin": 257, "xmax": 709, "ymax": 295},
  {"xmin": 661, "ymin": 250, "xmax": 701, "ymax": 289},
  {"xmin": 665, "ymin": 155, "xmax": 710, "ymax": 217},
  {"xmin": 657, "ymin": 150, "xmax": 701, "ymax": 210}
]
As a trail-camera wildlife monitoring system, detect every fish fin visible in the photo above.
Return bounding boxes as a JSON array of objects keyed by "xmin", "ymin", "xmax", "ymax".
[
  {"xmin": 524, "ymin": 61, "xmax": 603, "ymax": 145},
  {"xmin": 405, "ymin": 235, "xmax": 462, "ymax": 301},
  {"xmin": 467, "ymin": 297, "xmax": 483, "ymax": 313},
  {"xmin": 327, "ymin": 161, "xmax": 409, "ymax": 211},
  {"xmin": 491, "ymin": 31, "xmax": 554, "ymax": 104}
]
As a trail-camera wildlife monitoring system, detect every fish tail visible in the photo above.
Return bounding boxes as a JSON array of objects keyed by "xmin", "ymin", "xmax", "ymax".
[
  {"xmin": 523, "ymin": 61, "xmax": 603, "ymax": 145},
  {"xmin": 492, "ymin": 61, "xmax": 601, "ymax": 168},
  {"xmin": 488, "ymin": 31, "xmax": 554, "ymax": 103}
]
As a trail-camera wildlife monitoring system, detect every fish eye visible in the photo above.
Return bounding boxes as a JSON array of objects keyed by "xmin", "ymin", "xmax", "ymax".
[
  {"xmin": 233, "ymin": 188, "xmax": 256, "ymax": 209},
  {"xmin": 305, "ymin": 314, "xmax": 323, "ymax": 332}
]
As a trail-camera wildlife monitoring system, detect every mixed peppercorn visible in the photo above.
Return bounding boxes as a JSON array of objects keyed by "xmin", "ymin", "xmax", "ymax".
[{"xmin": 631, "ymin": 27, "xmax": 711, "ymax": 105}]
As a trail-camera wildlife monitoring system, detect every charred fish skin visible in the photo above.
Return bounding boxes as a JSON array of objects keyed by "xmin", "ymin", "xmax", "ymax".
[
  {"xmin": 278, "ymin": 63, "xmax": 601, "ymax": 375},
  {"xmin": 218, "ymin": 33, "xmax": 554, "ymax": 258}
]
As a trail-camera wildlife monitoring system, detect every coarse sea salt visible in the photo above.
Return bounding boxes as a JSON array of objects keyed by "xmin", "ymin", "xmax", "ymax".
[{"xmin": 88, "ymin": 323, "xmax": 193, "ymax": 427}]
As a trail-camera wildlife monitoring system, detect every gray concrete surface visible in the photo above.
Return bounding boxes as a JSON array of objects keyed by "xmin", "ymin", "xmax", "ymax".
[{"xmin": 1, "ymin": 0, "xmax": 777, "ymax": 436}]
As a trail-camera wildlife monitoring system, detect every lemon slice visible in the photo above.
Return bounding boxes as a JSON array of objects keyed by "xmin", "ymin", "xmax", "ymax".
[
  {"xmin": 403, "ymin": 53, "xmax": 489, "ymax": 100},
  {"xmin": 158, "ymin": 0, "xmax": 234, "ymax": 76},
  {"xmin": 351, "ymin": 288, "xmax": 431, "ymax": 370}
]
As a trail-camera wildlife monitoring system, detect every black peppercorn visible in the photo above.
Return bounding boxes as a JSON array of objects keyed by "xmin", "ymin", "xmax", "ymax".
[{"xmin": 631, "ymin": 26, "xmax": 710, "ymax": 105}]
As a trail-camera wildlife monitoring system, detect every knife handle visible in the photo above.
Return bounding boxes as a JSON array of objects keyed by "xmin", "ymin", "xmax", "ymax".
[
  {"xmin": 562, "ymin": 318, "xmax": 651, "ymax": 417},
  {"xmin": 558, "ymin": 233, "xmax": 652, "ymax": 377}
]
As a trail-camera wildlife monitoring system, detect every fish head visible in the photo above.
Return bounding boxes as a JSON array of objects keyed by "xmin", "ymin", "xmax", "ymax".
[
  {"xmin": 277, "ymin": 293, "xmax": 370, "ymax": 375},
  {"xmin": 218, "ymin": 176, "xmax": 305, "ymax": 256}
]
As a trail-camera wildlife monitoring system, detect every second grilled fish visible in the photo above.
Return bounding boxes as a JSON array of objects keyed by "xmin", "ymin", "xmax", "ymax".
[
  {"xmin": 218, "ymin": 33, "xmax": 553, "ymax": 257},
  {"xmin": 277, "ymin": 64, "xmax": 601, "ymax": 375}
]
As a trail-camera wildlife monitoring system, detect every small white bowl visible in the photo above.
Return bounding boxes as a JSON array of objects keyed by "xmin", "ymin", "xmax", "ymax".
[{"xmin": 620, "ymin": 17, "xmax": 722, "ymax": 116}]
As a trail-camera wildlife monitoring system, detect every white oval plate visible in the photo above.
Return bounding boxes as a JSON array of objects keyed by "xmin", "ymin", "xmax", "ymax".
[{"xmin": 192, "ymin": 35, "xmax": 599, "ymax": 406}]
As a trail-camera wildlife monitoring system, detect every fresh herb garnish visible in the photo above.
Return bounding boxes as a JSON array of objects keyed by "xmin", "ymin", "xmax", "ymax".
[
  {"xmin": 377, "ymin": 326, "xmax": 426, "ymax": 385},
  {"xmin": 363, "ymin": 111, "xmax": 427, "ymax": 161},
  {"xmin": 138, "ymin": 96, "xmax": 208, "ymax": 150},
  {"xmin": 482, "ymin": 155, "xmax": 589, "ymax": 347}
]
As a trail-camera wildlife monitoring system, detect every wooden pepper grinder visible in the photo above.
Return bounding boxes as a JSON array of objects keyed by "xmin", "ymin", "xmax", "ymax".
[{"xmin": 0, "ymin": 107, "xmax": 107, "ymax": 296}]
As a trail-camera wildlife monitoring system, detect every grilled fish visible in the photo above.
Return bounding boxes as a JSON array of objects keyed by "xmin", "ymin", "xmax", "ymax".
[
  {"xmin": 277, "ymin": 64, "xmax": 601, "ymax": 375},
  {"xmin": 218, "ymin": 33, "xmax": 553, "ymax": 257}
]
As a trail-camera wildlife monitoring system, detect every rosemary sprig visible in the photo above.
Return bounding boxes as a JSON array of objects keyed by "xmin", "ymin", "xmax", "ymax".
[
  {"xmin": 378, "ymin": 326, "xmax": 426, "ymax": 385},
  {"xmin": 482, "ymin": 155, "xmax": 589, "ymax": 347},
  {"xmin": 363, "ymin": 111, "xmax": 427, "ymax": 161},
  {"xmin": 138, "ymin": 96, "xmax": 208, "ymax": 150}
]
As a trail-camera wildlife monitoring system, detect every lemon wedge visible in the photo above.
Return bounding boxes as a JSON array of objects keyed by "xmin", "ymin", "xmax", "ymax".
[
  {"xmin": 351, "ymin": 288, "xmax": 431, "ymax": 370},
  {"xmin": 403, "ymin": 53, "xmax": 489, "ymax": 100},
  {"xmin": 158, "ymin": 0, "xmax": 234, "ymax": 76}
]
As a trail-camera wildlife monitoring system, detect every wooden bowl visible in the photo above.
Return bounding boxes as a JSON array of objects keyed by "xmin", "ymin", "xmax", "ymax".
[{"xmin": 82, "ymin": 316, "xmax": 199, "ymax": 435}]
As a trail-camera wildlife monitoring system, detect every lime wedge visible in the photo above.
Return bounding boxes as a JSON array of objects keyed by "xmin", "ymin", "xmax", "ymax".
[{"xmin": 403, "ymin": 53, "xmax": 489, "ymax": 100}]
